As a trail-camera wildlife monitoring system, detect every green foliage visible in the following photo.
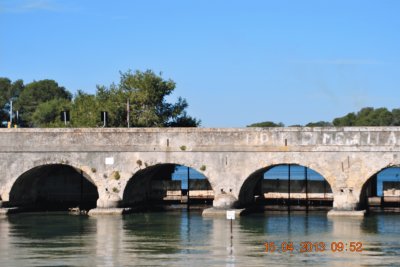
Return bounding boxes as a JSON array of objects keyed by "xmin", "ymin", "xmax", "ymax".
[
  {"xmin": 306, "ymin": 121, "xmax": 333, "ymax": 127},
  {"xmin": 250, "ymin": 107, "xmax": 400, "ymax": 128},
  {"xmin": 333, "ymin": 107, "xmax": 394, "ymax": 126},
  {"xmin": 392, "ymin": 109, "xmax": 400, "ymax": 126},
  {"xmin": 247, "ymin": 121, "xmax": 284, "ymax": 127},
  {"xmin": 70, "ymin": 91, "xmax": 101, "ymax": 127},
  {"xmin": 7, "ymin": 72, "xmax": 400, "ymax": 129},
  {"xmin": 0, "ymin": 78, "xmax": 24, "ymax": 124},
  {"xmin": 31, "ymin": 99, "xmax": 71, "ymax": 127},
  {"xmin": 95, "ymin": 70, "xmax": 200, "ymax": 127},
  {"xmin": 166, "ymin": 111, "xmax": 200, "ymax": 127},
  {"xmin": 332, "ymin": 112, "xmax": 356, "ymax": 126},
  {"xmin": 14, "ymin": 79, "xmax": 71, "ymax": 127},
  {"xmin": 0, "ymin": 70, "xmax": 199, "ymax": 128}
]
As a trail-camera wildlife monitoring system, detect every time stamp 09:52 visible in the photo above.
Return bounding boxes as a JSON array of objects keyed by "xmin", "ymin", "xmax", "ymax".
[{"xmin": 264, "ymin": 241, "xmax": 363, "ymax": 253}]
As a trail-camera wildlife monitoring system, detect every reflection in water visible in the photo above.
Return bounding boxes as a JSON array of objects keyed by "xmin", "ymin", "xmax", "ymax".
[
  {"xmin": 1, "ymin": 213, "xmax": 97, "ymax": 266},
  {"xmin": 94, "ymin": 216, "xmax": 124, "ymax": 267},
  {"xmin": 0, "ymin": 212, "xmax": 400, "ymax": 266},
  {"xmin": 0, "ymin": 216, "xmax": 11, "ymax": 265}
]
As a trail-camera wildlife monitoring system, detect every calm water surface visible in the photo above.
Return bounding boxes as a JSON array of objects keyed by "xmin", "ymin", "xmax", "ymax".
[{"xmin": 0, "ymin": 211, "xmax": 399, "ymax": 266}]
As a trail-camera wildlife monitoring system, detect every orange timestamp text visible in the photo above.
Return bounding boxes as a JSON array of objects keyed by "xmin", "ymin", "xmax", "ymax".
[{"xmin": 264, "ymin": 241, "xmax": 363, "ymax": 253}]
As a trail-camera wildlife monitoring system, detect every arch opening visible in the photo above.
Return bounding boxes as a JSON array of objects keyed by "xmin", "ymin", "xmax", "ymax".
[
  {"xmin": 361, "ymin": 166, "xmax": 400, "ymax": 212},
  {"xmin": 9, "ymin": 164, "xmax": 98, "ymax": 212},
  {"xmin": 239, "ymin": 164, "xmax": 333, "ymax": 212},
  {"xmin": 123, "ymin": 164, "xmax": 214, "ymax": 210}
]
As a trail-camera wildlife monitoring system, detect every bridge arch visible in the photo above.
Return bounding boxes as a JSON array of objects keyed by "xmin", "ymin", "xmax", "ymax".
[
  {"xmin": 360, "ymin": 164, "xmax": 400, "ymax": 210},
  {"xmin": 238, "ymin": 162, "xmax": 333, "ymax": 209},
  {"xmin": 361, "ymin": 162, "xmax": 400, "ymax": 188},
  {"xmin": 8, "ymin": 163, "xmax": 99, "ymax": 211},
  {"xmin": 122, "ymin": 163, "xmax": 214, "ymax": 208},
  {"xmin": 5, "ymin": 157, "xmax": 98, "ymax": 189}
]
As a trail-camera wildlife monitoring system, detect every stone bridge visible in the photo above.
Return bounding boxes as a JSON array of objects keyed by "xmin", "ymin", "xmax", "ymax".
[{"xmin": 1, "ymin": 127, "xmax": 399, "ymax": 216}]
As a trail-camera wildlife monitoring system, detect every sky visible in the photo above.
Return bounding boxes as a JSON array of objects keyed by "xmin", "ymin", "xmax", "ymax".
[{"xmin": 1, "ymin": 0, "xmax": 400, "ymax": 127}]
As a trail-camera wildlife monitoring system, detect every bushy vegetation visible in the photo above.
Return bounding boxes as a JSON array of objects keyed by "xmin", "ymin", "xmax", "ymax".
[
  {"xmin": 248, "ymin": 107, "xmax": 400, "ymax": 127},
  {"xmin": 247, "ymin": 121, "xmax": 284, "ymax": 127},
  {"xmin": 0, "ymin": 70, "xmax": 200, "ymax": 128}
]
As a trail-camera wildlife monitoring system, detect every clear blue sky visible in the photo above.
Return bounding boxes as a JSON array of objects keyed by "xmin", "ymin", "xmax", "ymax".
[{"xmin": 1, "ymin": 0, "xmax": 399, "ymax": 127}]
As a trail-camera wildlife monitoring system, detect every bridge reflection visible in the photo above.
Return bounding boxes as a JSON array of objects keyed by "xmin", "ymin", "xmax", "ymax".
[{"xmin": 1, "ymin": 211, "xmax": 400, "ymax": 265}]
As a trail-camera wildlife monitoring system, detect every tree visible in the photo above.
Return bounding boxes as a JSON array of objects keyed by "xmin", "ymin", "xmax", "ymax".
[
  {"xmin": 96, "ymin": 70, "xmax": 200, "ymax": 127},
  {"xmin": 333, "ymin": 112, "xmax": 357, "ymax": 126},
  {"xmin": 31, "ymin": 99, "xmax": 71, "ymax": 127},
  {"xmin": 166, "ymin": 111, "xmax": 201, "ymax": 127},
  {"xmin": 0, "ymin": 78, "xmax": 24, "ymax": 126},
  {"xmin": 14, "ymin": 80, "xmax": 72, "ymax": 127},
  {"xmin": 247, "ymin": 121, "xmax": 284, "ymax": 127},
  {"xmin": 306, "ymin": 121, "xmax": 333, "ymax": 127},
  {"xmin": 392, "ymin": 108, "xmax": 400, "ymax": 126},
  {"xmin": 1, "ymin": 70, "xmax": 199, "ymax": 128},
  {"xmin": 70, "ymin": 91, "xmax": 101, "ymax": 127},
  {"xmin": 356, "ymin": 107, "xmax": 392, "ymax": 126},
  {"xmin": 333, "ymin": 107, "xmax": 393, "ymax": 126}
]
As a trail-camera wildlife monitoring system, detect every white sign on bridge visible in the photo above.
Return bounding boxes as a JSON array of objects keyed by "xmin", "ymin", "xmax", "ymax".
[
  {"xmin": 226, "ymin": 210, "xmax": 235, "ymax": 220},
  {"xmin": 105, "ymin": 157, "xmax": 114, "ymax": 165}
]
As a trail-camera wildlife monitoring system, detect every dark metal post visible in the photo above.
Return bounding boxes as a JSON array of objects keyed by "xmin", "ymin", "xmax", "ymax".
[
  {"xmin": 305, "ymin": 166, "xmax": 309, "ymax": 212},
  {"xmin": 230, "ymin": 217, "xmax": 233, "ymax": 255},
  {"xmin": 9, "ymin": 100, "xmax": 12, "ymax": 125},
  {"xmin": 127, "ymin": 98, "xmax": 130, "ymax": 128},
  {"xmin": 101, "ymin": 111, "xmax": 108, "ymax": 127},
  {"xmin": 63, "ymin": 111, "xmax": 67, "ymax": 126},
  {"xmin": 397, "ymin": 173, "xmax": 400, "ymax": 209},
  {"xmin": 288, "ymin": 164, "xmax": 291, "ymax": 212},
  {"xmin": 187, "ymin": 167, "xmax": 190, "ymax": 210},
  {"xmin": 323, "ymin": 179, "xmax": 327, "ymax": 206}
]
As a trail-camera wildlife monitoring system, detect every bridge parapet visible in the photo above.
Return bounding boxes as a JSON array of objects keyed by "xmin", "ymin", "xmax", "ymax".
[{"xmin": 1, "ymin": 127, "xmax": 400, "ymax": 152}]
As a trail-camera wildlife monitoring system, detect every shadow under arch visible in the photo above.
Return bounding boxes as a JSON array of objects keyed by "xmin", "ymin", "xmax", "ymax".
[
  {"xmin": 238, "ymin": 164, "xmax": 333, "ymax": 210},
  {"xmin": 123, "ymin": 163, "xmax": 214, "ymax": 208},
  {"xmin": 360, "ymin": 165, "xmax": 400, "ymax": 211},
  {"xmin": 9, "ymin": 164, "xmax": 99, "ymax": 211}
]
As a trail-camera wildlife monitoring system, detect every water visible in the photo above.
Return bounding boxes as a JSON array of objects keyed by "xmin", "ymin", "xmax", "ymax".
[{"xmin": 1, "ymin": 211, "xmax": 399, "ymax": 266}]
